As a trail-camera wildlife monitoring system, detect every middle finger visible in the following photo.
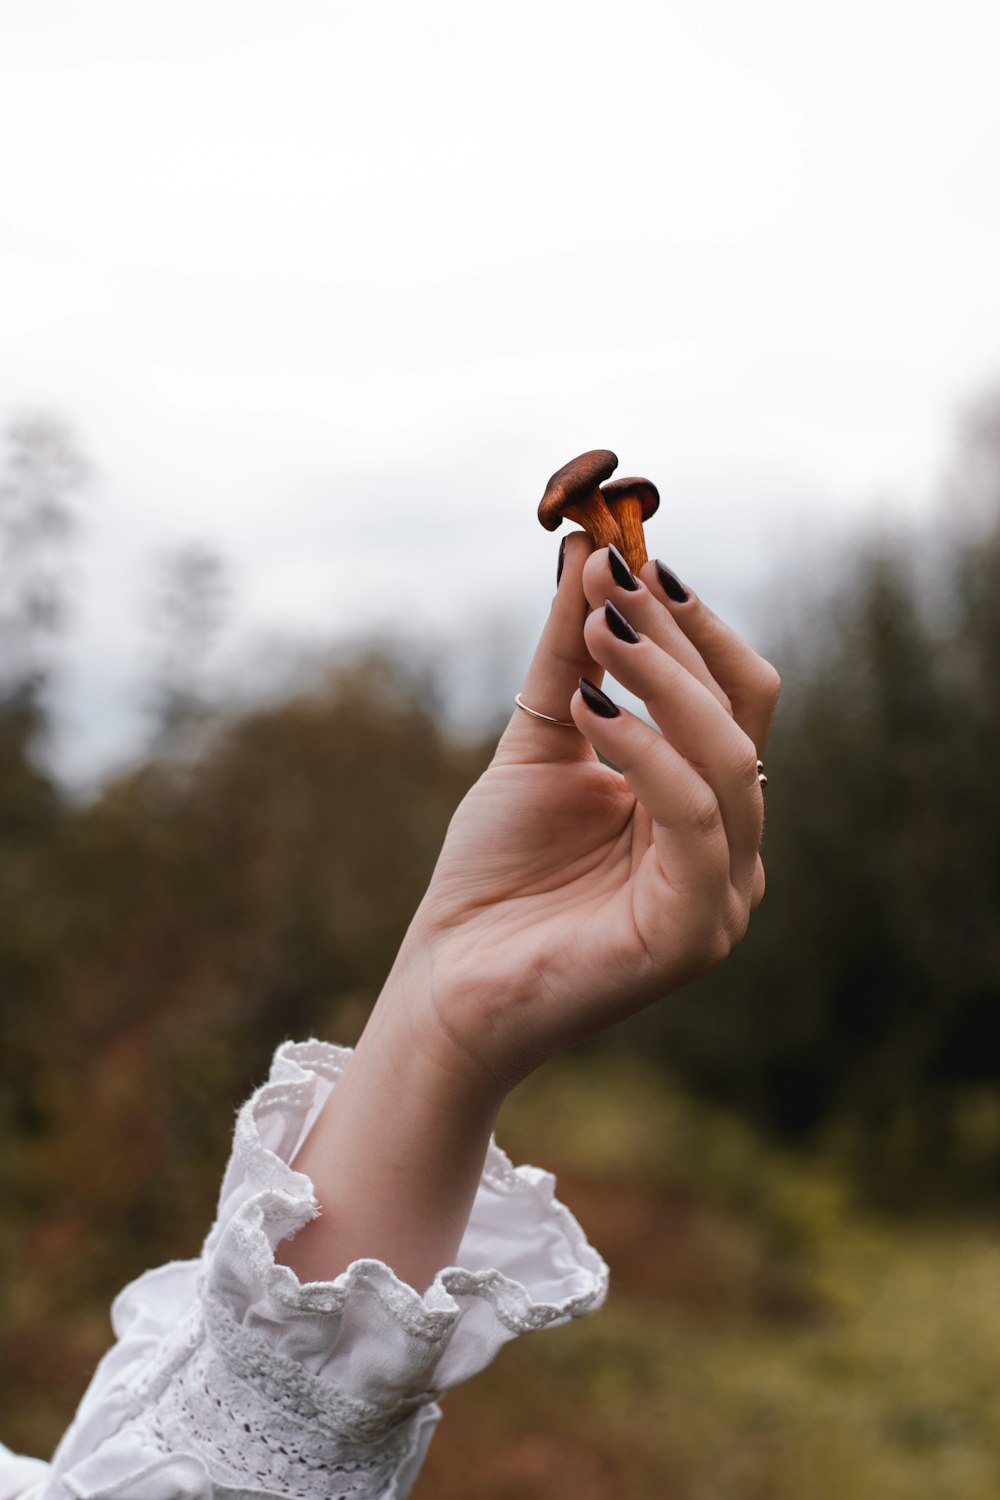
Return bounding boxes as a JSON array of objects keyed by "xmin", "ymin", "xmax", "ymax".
[{"xmin": 581, "ymin": 546, "xmax": 731, "ymax": 714}]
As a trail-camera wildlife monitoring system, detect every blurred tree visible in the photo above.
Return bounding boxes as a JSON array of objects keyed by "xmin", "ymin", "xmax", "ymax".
[
  {"xmin": 0, "ymin": 413, "xmax": 89, "ymax": 749},
  {"xmin": 0, "ymin": 417, "xmax": 90, "ymax": 1431},
  {"xmin": 146, "ymin": 541, "xmax": 230, "ymax": 751},
  {"xmin": 0, "ymin": 412, "xmax": 88, "ymax": 1127},
  {"xmin": 0, "ymin": 406, "xmax": 89, "ymax": 796}
]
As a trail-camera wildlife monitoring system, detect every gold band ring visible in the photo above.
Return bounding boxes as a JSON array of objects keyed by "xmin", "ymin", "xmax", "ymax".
[{"xmin": 514, "ymin": 693, "xmax": 576, "ymax": 728}]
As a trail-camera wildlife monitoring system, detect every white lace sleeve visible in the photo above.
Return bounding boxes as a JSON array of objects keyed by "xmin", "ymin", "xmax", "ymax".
[{"xmin": 17, "ymin": 1040, "xmax": 607, "ymax": 1500}]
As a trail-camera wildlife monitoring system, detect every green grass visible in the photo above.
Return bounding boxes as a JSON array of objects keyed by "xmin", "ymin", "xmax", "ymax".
[{"xmin": 416, "ymin": 1055, "xmax": 1000, "ymax": 1499}]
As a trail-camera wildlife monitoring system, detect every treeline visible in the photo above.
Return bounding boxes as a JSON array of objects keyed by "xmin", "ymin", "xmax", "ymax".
[{"xmin": 634, "ymin": 395, "xmax": 1000, "ymax": 1207}]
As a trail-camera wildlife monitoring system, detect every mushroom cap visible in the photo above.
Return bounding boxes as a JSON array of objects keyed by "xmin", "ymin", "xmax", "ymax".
[
  {"xmin": 538, "ymin": 449, "xmax": 619, "ymax": 530},
  {"xmin": 601, "ymin": 476, "xmax": 660, "ymax": 521}
]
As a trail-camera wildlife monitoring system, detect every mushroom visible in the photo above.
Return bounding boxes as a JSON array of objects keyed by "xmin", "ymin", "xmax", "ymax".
[
  {"xmin": 600, "ymin": 476, "xmax": 660, "ymax": 574},
  {"xmin": 537, "ymin": 450, "xmax": 623, "ymax": 551}
]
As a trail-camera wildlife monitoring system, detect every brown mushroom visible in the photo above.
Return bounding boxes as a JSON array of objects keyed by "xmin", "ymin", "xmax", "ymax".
[
  {"xmin": 537, "ymin": 450, "xmax": 623, "ymax": 551},
  {"xmin": 600, "ymin": 476, "xmax": 660, "ymax": 573}
]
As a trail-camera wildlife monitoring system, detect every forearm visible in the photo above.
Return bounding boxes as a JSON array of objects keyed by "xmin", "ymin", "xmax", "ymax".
[{"xmin": 277, "ymin": 955, "xmax": 503, "ymax": 1292}]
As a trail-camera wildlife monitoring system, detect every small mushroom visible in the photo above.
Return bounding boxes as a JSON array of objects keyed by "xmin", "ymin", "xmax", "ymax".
[
  {"xmin": 600, "ymin": 476, "xmax": 660, "ymax": 574},
  {"xmin": 537, "ymin": 450, "xmax": 623, "ymax": 551}
]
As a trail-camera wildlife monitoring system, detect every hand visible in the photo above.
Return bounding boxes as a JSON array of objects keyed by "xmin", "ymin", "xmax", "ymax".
[
  {"xmin": 401, "ymin": 534, "xmax": 781, "ymax": 1093},
  {"xmin": 282, "ymin": 532, "xmax": 779, "ymax": 1289}
]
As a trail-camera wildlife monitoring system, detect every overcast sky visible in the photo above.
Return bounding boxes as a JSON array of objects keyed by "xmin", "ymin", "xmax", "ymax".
[{"xmin": 2, "ymin": 0, "xmax": 1000, "ymax": 780}]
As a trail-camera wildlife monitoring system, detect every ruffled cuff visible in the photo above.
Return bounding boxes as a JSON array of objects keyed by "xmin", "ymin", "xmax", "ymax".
[
  {"xmin": 104, "ymin": 1039, "xmax": 606, "ymax": 1498},
  {"xmin": 207, "ymin": 1040, "xmax": 606, "ymax": 1400}
]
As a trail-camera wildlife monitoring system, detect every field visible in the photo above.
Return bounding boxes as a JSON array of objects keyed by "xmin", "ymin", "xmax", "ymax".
[{"xmin": 415, "ymin": 1056, "xmax": 1000, "ymax": 1499}]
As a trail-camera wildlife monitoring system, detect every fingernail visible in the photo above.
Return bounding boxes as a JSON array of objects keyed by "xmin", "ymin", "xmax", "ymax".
[
  {"xmin": 608, "ymin": 543, "xmax": 639, "ymax": 592},
  {"xmin": 579, "ymin": 677, "xmax": 620, "ymax": 718},
  {"xmin": 604, "ymin": 600, "xmax": 640, "ymax": 644},
  {"xmin": 655, "ymin": 560, "xmax": 689, "ymax": 603},
  {"xmin": 556, "ymin": 535, "xmax": 567, "ymax": 586}
]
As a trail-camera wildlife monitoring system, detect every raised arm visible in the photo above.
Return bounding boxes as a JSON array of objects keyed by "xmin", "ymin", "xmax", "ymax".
[{"xmin": 280, "ymin": 533, "xmax": 779, "ymax": 1292}]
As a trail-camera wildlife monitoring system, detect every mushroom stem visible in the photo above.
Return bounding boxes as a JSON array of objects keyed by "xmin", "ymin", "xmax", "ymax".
[
  {"xmin": 610, "ymin": 498, "xmax": 648, "ymax": 573},
  {"xmin": 564, "ymin": 495, "xmax": 623, "ymax": 550},
  {"xmin": 601, "ymin": 477, "xmax": 660, "ymax": 575}
]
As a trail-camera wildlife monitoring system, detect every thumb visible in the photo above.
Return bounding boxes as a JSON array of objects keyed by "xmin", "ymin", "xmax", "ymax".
[{"xmin": 493, "ymin": 531, "xmax": 600, "ymax": 767}]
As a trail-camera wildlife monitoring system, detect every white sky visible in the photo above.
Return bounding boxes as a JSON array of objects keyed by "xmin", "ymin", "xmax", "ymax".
[{"xmin": 2, "ymin": 0, "xmax": 999, "ymax": 780}]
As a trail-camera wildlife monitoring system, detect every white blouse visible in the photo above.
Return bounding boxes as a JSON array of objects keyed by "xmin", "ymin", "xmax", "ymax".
[{"xmin": 0, "ymin": 1040, "xmax": 608, "ymax": 1500}]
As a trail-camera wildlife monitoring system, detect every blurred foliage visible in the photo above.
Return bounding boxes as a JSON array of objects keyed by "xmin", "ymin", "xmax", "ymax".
[
  {"xmin": 0, "ymin": 635, "xmax": 491, "ymax": 1453},
  {"xmin": 415, "ymin": 1057, "xmax": 1000, "ymax": 1500},
  {"xmin": 3, "ymin": 400, "xmax": 1000, "ymax": 1488}
]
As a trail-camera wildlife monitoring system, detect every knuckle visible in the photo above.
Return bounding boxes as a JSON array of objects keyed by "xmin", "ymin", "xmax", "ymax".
[
  {"xmin": 715, "ymin": 686, "xmax": 734, "ymax": 717},
  {"xmin": 724, "ymin": 891, "xmax": 752, "ymax": 949},
  {"xmin": 687, "ymin": 789, "xmax": 724, "ymax": 839},
  {"xmin": 677, "ymin": 902, "xmax": 728, "ymax": 970},
  {"xmin": 691, "ymin": 893, "xmax": 752, "ymax": 973},
  {"xmin": 728, "ymin": 728, "xmax": 761, "ymax": 787},
  {"xmin": 754, "ymin": 659, "xmax": 782, "ymax": 705},
  {"xmin": 751, "ymin": 858, "xmax": 767, "ymax": 910},
  {"xmin": 703, "ymin": 920, "xmax": 735, "ymax": 971}
]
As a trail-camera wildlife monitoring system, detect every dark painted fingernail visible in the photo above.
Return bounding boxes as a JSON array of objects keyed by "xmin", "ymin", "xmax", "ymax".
[
  {"xmin": 608, "ymin": 543, "xmax": 639, "ymax": 592},
  {"xmin": 556, "ymin": 534, "xmax": 567, "ymax": 586},
  {"xmin": 579, "ymin": 677, "xmax": 620, "ymax": 718},
  {"xmin": 604, "ymin": 600, "xmax": 640, "ymax": 644},
  {"xmin": 655, "ymin": 560, "xmax": 689, "ymax": 603}
]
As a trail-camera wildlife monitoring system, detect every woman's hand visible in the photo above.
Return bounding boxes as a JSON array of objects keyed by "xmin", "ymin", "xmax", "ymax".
[
  {"xmin": 282, "ymin": 532, "xmax": 779, "ymax": 1290},
  {"xmin": 403, "ymin": 533, "xmax": 780, "ymax": 1092}
]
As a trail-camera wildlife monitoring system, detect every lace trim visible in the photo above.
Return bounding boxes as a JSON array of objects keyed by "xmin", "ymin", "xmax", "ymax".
[
  {"xmin": 213, "ymin": 1039, "xmax": 608, "ymax": 1344},
  {"xmin": 204, "ymin": 1297, "xmax": 432, "ymax": 1442},
  {"xmin": 120, "ymin": 1300, "xmax": 205, "ymax": 1408},
  {"xmin": 136, "ymin": 1337, "xmax": 439, "ymax": 1500}
]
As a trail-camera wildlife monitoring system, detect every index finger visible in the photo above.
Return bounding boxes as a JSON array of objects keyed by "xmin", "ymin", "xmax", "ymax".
[{"xmin": 492, "ymin": 531, "xmax": 598, "ymax": 767}]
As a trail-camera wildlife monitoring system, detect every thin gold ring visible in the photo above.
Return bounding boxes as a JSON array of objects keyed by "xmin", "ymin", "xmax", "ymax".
[{"xmin": 514, "ymin": 693, "xmax": 576, "ymax": 728}]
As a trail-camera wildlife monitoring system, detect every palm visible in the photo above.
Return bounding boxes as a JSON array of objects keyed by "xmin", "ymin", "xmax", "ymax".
[{"xmin": 415, "ymin": 754, "xmax": 684, "ymax": 1058}]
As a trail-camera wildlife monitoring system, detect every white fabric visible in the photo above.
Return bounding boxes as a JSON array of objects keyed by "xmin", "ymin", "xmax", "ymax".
[{"xmin": 2, "ymin": 1040, "xmax": 608, "ymax": 1500}]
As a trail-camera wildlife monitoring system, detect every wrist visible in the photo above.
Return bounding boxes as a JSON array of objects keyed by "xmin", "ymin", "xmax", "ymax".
[
  {"xmin": 280, "ymin": 961, "xmax": 503, "ymax": 1290},
  {"xmin": 380, "ymin": 915, "xmax": 558, "ymax": 1099},
  {"xmin": 368, "ymin": 945, "xmax": 511, "ymax": 1117}
]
